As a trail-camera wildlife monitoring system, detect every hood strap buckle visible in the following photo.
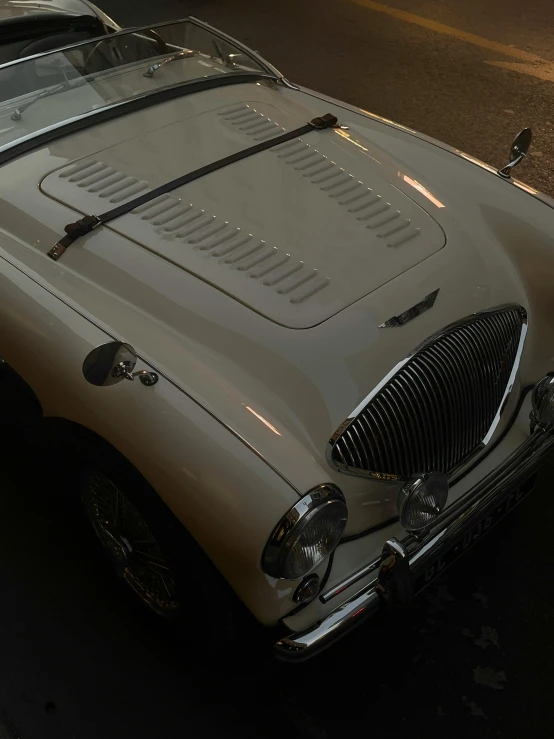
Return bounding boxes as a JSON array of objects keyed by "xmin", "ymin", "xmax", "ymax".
[
  {"xmin": 48, "ymin": 215, "xmax": 101, "ymax": 261},
  {"xmin": 309, "ymin": 113, "xmax": 339, "ymax": 130}
]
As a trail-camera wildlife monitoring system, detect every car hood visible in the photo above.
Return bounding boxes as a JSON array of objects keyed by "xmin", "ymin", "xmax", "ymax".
[
  {"xmin": 40, "ymin": 98, "xmax": 446, "ymax": 329},
  {"xmin": 1, "ymin": 80, "xmax": 545, "ymax": 532}
]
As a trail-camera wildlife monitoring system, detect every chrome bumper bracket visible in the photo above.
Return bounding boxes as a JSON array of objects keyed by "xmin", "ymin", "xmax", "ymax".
[{"xmin": 376, "ymin": 538, "xmax": 413, "ymax": 607}]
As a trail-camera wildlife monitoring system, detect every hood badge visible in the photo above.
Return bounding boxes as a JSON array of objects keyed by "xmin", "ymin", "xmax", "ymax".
[{"xmin": 379, "ymin": 289, "xmax": 440, "ymax": 328}]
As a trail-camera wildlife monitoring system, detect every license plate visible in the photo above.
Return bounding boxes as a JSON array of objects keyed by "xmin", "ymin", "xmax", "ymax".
[{"xmin": 414, "ymin": 476, "xmax": 536, "ymax": 593}]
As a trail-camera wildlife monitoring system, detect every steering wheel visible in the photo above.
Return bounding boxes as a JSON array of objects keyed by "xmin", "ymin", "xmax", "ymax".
[
  {"xmin": 139, "ymin": 28, "xmax": 170, "ymax": 55},
  {"xmin": 81, "ymin": 38, "xmax": 119, "ymax": 75}
]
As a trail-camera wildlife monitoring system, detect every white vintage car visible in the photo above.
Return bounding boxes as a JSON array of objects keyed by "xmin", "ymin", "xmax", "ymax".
[{"xmin": 1, "ymin": 14, "xmax": 554, "ymax": 661}]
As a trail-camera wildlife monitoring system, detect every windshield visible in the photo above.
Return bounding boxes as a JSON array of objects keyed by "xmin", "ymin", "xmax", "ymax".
[{"xmin": 0, "ymin": 18, "xmax": 275, "ymax": 156}]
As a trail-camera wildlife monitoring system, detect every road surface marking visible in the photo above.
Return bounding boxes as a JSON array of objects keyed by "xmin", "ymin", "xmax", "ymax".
[
  {"xmin": 349, "ymin": 0, "xmax": 554, "ymax": 82},
  {"xmin": 487, "ymin": 60, "xmax": 554, "ymax": 83}
]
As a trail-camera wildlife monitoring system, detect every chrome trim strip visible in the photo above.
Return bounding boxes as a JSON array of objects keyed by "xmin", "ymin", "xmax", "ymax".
[
  {"xmin": 277, "ymin": 426, "xmax": 554, "ymax": 660},
  {"xmin": 326, "ymin": 305, "xmax": 528, "ymax": 481},
  {"xmin": 320, "ymin": 556, "xmax": 381, "ymax": 604},
  {"xmin": 0, "ymin": 73, "xmax": 275, "ymax": 159},
  {"xmin": 409, "ymin": 529, "xmax": 446, "ymax": 566},
  {"xmin": 346, "ymin": 357, "xmax": 410, "ymax": 422},
  {"xmin": 482, "ymin": 321, "xmax": 527, "ymax": 445},
  {"xmin": 187, "ymin": 16, "xmax": 287, "ymax": 82},
  {"xmin": 277, "ymin": 590, "xmax": 382, "ymax": 658}
]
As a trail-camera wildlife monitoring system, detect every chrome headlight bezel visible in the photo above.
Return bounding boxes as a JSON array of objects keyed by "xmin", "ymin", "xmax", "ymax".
[
  {"xmin": 398, "ymin": 471, "xmax": 449, "ymax": 532},
  {"xmin": 262, "ymin": 484, "xmax": 348, "ymax": 580}
]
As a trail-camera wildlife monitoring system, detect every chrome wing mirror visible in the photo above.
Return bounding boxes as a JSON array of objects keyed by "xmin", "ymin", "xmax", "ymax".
[
  {"xmin": 498, "ymin": 128, "xmax": 532, "ymax": 179},
  {"xmin": 83, "ymin": 342, "xmax": 158, "ymax": 387}
]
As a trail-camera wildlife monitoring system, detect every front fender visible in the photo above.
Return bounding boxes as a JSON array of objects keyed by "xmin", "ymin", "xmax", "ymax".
[{"xmin": 0, "ymin": 253, "xmax": 302, "ymax": 624}]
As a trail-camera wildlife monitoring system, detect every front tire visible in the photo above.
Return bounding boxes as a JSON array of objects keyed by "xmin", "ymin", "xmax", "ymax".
[
  {"xmin": 80, "ymin": 467, "xmax": 181, "ymax": 620},
  {"xmin": 75, "ymin": 445, "xmax": 261, "ymax": 656}
]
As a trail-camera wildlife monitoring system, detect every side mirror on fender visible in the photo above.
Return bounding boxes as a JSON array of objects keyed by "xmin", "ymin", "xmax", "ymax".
[
  {"xmin": 498, "ymin": 128, "xmax": 532, "ymax": 179},
  {"xmin": 83, "ymin": 342, "xmax": 158, "ymax": 387}
]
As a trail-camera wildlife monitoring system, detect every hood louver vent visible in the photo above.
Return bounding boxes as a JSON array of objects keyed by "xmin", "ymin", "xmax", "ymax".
[
  {"xmin": 220, "ymin": 104, "xmax": 420, "ymax": 248},
  {"xmin": 56, "ymin": 159, "xmax": 330, "ymax": 305}
]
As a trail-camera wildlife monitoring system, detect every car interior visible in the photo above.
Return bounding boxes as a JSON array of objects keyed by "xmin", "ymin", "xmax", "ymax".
[{"xmin": 0, "ymin": 12, "xmax": 112, "ymax": 65}]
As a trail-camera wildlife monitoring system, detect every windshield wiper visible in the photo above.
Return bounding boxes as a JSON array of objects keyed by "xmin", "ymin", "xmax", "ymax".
[
  {"xmin": 11, "ymin": 75, "xmax": 89, "ymax": 121},
  {"xmin": 143, "ymin": 49, "xmax": 197, "ymax": 78}
]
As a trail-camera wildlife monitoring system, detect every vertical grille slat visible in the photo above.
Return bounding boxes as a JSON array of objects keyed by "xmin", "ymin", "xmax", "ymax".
[
  {"xmin": 398, "ymin": 363, "xmax": 435, "ymax": 467},
  {"xmin": 428, "ymin": 341, "xmax": 467, "ymax": 469},
  {"xmin": 373, "ymin": 394, "xmax": 400, "ymax": 473},
  {"xmin": 380, "ymin": 388, "xmax": 411, "ymax": 474},
  {"xmin": 447, "ymin": 331, "xmax": 482, "ymax": 455},
  {"xmin": 472, "ymin": 319, "xmax": 501, "ymax": 430},
  {"xmin": 357, "ymin": 414, "xmax": 378, "ymax": 470},
  {"xmin": 330, "ymin": 307, "xmax": 526, "ymax": 478},
  {"xmin": 416, "ymin": 354, "xmax": 449, "ymax": 472},
  {"xmin": 359, "ymin": 409, "xmax": 385, "ymax": 472},
  {"xmin": 371, "ymin": 398, "xmax": 402, "ymax": 475},
  {"xmin": 344, "ymin": 430, "xmax": 364, "ymax": 468},
  {"xmin": 392, "ymin": 377, "xmax": 423, "ymax": 473}
]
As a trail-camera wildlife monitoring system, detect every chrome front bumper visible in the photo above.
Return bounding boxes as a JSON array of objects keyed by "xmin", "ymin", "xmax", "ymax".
[{"xmin": 275, "ymin": 427, "xmax": 554, "ymax": 661}]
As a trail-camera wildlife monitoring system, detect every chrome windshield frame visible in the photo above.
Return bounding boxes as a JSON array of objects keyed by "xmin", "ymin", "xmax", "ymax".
[
  {"xmin": 0, "ymin": 16, "xmax": 285, "ymax": 165},
  {"xmin": 0, "ymin": 15, "xmax": 281, "ymax": 77},
  {"xmin": 0, "ymin": 71, "xmax": 275, "ymax": 166}
]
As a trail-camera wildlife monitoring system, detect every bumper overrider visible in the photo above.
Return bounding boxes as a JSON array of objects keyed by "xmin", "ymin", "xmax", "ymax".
[{"xmin": 274, "ymin": 381, "xmax": 554, "ymax": 661}]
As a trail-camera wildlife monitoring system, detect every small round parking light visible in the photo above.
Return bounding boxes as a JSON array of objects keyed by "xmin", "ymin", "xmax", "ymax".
[
  {"xmin": 293, "ymin": 574, "xmax": 320, "ymax": 604},
  {"xmin": 398, "ymin": 472, "xmax": 449, "ymax": 533},
  {"xmin": 531, "ymin": 376, "xmax": 554, "ymax": 429}
]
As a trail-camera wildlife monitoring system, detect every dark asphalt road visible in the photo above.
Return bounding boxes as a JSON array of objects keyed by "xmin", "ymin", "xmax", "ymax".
[
  {"xmin": 105, "ymin": 0, "xmax": 554, "ymax": 196},
  {"xmin": 3, "ymin": 2, "xmax": 554, "ymax": 737}
]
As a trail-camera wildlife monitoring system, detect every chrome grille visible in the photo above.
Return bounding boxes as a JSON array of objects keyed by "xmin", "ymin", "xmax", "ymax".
[{"xmin": 330, "ymin": 306, "xmax": 527, "ymax": 479}]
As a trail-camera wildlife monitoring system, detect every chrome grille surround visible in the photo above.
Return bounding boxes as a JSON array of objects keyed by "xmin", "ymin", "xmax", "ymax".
[{"xmin": 328, "ymin": 305, "xmax": 528, "ymax": 481}]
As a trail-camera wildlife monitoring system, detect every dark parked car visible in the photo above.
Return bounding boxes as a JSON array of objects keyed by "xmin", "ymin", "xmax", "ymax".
[{"xmin": 0, "ymin": 0, "xmax": 119, "ymax": 64}]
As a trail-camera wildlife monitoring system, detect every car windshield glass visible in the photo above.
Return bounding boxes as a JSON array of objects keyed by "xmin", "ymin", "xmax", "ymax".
[{"xmin": 0, "ymin": 18, "xmax": 273, "ymax": 155}]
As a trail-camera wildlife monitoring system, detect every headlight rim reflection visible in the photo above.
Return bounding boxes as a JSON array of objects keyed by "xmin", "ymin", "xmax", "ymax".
[{"xmin": 262, "ymin": 484, "xmax": 348, "ymax": 581}]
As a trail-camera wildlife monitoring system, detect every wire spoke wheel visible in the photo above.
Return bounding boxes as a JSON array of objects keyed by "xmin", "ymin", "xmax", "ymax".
[{"xmin": 81, "ymin": 469, "xmax": 180, "ymax": 619}]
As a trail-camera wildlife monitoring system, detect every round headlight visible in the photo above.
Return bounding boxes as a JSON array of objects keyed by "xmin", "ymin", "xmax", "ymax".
[
  {"xmin": 532, "ymin": 376, "xmax": 554, "ymax": 428},
  {"xmin": 398, "ymin": 472, "xmax": 449, "ymax": 532},
  {"xmin": 262, "ymin": 485, "xmax": 347, "ymax": 580}
]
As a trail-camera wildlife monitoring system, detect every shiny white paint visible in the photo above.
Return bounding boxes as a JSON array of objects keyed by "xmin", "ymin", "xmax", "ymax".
[
  {"xmin": 0, "ymin": 249, "xmax": 300, "ymax": 624},
  {"xmin": 1, "ymin": 48, "xmax": 554, "ymax": 627}
]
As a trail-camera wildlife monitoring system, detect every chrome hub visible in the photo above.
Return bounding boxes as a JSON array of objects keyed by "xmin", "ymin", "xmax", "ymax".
[{"xmin": 81, "ymin": 470, "xmax": 179, "ymax": 618}]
